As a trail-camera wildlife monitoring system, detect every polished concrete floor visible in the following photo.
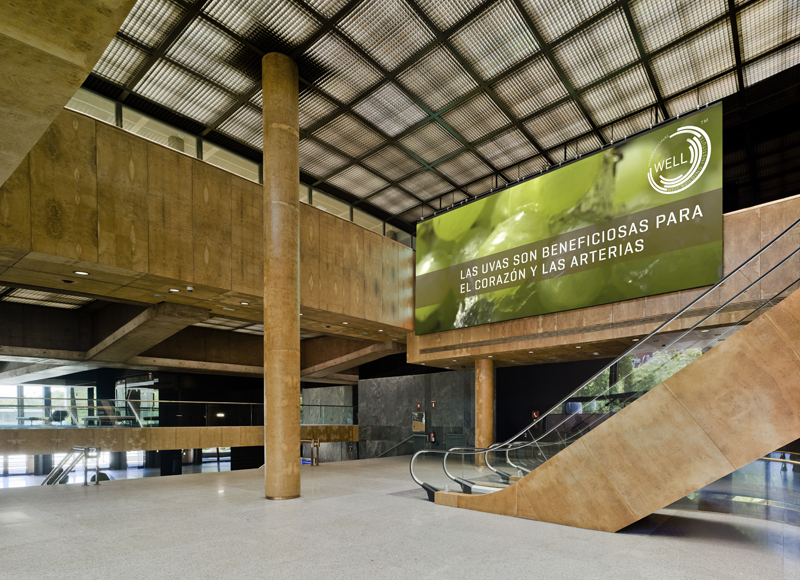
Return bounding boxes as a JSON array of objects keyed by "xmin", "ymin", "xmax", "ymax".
[{"xmin": 0, "ymin": 456, "xmax": 797, "ymax": 580}]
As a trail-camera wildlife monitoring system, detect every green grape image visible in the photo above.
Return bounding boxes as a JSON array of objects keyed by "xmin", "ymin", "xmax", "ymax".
[
  {"xmin": 538, "ymin": 267, "xmax": 610, "ymax": 312},
  {"xmin": 454, "ymin": 227, "xmax": 490, "ymax": 265},
  {"xmin": 473, "ymin": 206, "xmax": 549, "ymax": 302},
  {"xmin": 612, "ymin": 242, "xmax": 723, "ymax": 299},
  {"xmin": 433, "ymin": 199, "xmax": 483, "ymax": 241},
  {"xmin": 414, "ymin": 251, "xmax": 451, "ymax": 333}
]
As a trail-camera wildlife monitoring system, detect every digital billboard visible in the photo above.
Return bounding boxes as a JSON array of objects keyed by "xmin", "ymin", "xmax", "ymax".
[{"xmin": 414, "ymin": 105, "xmax": 723, "ymax": 335}]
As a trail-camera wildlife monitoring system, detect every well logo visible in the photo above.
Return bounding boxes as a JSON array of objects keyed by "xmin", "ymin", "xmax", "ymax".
[{"xmin": 647, "ymin": 125, "xmax": 711, "ymax": 194}]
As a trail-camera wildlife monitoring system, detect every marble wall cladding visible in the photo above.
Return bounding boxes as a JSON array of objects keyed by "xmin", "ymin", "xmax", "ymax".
[
  {"xmin": 302, "ymin": 441, "xmax": 359, "ymax": 462},
  {"xmin": 301, "ymin": 385, "xmax": 353, "ymax": 425},
  {"xmin": 358, "ymin": 370, "xmax": 475, "ymax": 459}
]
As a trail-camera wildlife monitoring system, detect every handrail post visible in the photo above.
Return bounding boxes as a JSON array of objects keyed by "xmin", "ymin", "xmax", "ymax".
[{"xmin": 83, "ymin": 448, "xmax": 88, "ymax": 487}]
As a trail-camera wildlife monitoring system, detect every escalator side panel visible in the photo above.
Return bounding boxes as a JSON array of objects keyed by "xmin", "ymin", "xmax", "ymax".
[{"xmin": 434, "ymin": 285, "xmax": 800, "ymax": 532}]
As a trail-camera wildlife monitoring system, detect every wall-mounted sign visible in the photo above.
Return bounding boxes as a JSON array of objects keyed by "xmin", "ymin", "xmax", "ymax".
[{"xmin": 415, "ymin": 106, "xmax": 723, "ymax": 335}]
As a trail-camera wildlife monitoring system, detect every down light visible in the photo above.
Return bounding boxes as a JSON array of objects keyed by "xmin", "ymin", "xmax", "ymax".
[
  {"xmin": 700, "ymin": 329, "xmax": 709, "ymax": 333},
  {"xmin": 378, "ymin": 329, "xmax": 383, "ymax": 332},
  {"xmin": 632, "ymin": 338, "xmax": 640, "ymax": 342},
  {"xmin": 153, "ymin": 294, "xmax": 164, "ymax": 298},
  {"xmin": 528, "ymin": 351, "xmax": 533, "ymax": 353},
  {"xmin": 73, "ymin": 271, "xmax": 90, "ymax": 276},
  {"xmin": 169, "ymin": 288, "xmax": 180, "ymax": 293},
  {"xmin": 240, "ymin": 302, "xmax": 249, "ymax": 306},
  {"xmin": 342, "ymin": 322, "xmax": 348, "ymax": 325},
  {"xmin": 575, "ymin": 346, "xmax": 582, "ymax": 349},
  {"xmin": 488, "ymin": 355, "xmax": 493, "ymax": 358},
  {"xmin": 223, "ymin": 307, "xmax": 235, "ymax": 311},
  {"xmin": 216, "ymin": 413, "xmax": 225, "ymax": 417}
]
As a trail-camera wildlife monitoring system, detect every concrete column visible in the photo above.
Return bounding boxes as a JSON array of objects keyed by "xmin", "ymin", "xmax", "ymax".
[
  {"xmin": 262, "ymin": 52, "xmax": 301, "ymax": 500},
  {"xmin": 475, "ymin": 359, "xmax": 494, "ymax": 467}
]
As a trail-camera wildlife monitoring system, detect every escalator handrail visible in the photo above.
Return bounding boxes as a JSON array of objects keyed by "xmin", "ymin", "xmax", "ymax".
[{"xmin": 409, "ymin": 214, "xmax": 800, "ymax": 487}]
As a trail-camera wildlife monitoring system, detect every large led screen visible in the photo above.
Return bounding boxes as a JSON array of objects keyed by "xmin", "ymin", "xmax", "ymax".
[{"xmin": 415, "ymin": 105, "xmax": 723, "ymax": 335}]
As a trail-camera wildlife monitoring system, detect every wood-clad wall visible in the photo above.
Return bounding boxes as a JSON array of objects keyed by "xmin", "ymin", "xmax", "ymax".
[{"xmin": 0, "ymin": 109, "xmax": 413, "ymax": 332}]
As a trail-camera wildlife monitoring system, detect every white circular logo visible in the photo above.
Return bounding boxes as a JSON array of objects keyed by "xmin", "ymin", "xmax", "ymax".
[{"xmin": 647, "ymin": 125, "xmax": 711, "ymax": 195}]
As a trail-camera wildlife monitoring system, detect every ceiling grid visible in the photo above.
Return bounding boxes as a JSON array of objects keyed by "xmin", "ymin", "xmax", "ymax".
[{"xmin": 85, "ymin": 0, "xmax": 798, "ymax": 227}]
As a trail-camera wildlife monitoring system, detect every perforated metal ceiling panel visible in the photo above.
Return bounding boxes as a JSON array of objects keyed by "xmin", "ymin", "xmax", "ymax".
[{"xmin": 89, "ymin": 0, "xmax": 799, "ymax": 225}]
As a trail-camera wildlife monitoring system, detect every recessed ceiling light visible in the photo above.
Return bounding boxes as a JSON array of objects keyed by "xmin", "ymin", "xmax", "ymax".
[
  {"xmin": 378, "ymin": 329, "xmax": 383, "ymax": 332},
  {"xmin": 445, "ymin": 366, "xmax": 450, "ymax": 369},
  {"xmin": 169, "ymin": 288, "xmax": 180, "ymax": 293},
  {"xmin": 240, "ymin": 302, "xmax": 249, "ymax": 306},
  {"xmin": 510, "ymin": 360, "xmax": 515, "ymax": 362},
  {"xmin": 548, "ymin": 357, "xmax": 556, "ymax": 359},
  {"xmin": 362, "ymin": 332, "xmax": 368, "ymax": 335},
  {"xmin": 153, "ymin": 294, "xmax": 164, "ymax": 298},
  {"xmin": 575, "ymin": 346, "xmax": 581, "ymax": 349},
  {"xmin": 632, "ymin": 338, "xmax": 639, "ymax": 342},
  {"xmin": 593, "ymin": 352, "xmax": 600, "ymax": 355},
  {"xmin": 342, "ymin": 322, "xmax": 348, "ymax": 325},
  {"xmin": 700, "ymin": 329, "xmax": 709, "ymax": 333},
  {"xmin": 452, "ymin": 359, "xmax": 457, "ymax": 362},
  {"xmin": 73, "ymin": 271, "xmax": 89, "ymax": 276},
  {"xmin": 421, "ymin": 363, "xmax": 425, "ymax": 365},
  {"xmin": 528, "ymin": 351, "xmax": 533, "ymax": 353},
  {"xmin": 488, "ymin": 355, "xmax": 493, "ymax": 358},
  {"xmin": 223, "ymin": 307, "xmax": 235, "ymax": 311},
  {"xmin": 300, "ymin": 313, "xmax": 303, "ymax": 316}
]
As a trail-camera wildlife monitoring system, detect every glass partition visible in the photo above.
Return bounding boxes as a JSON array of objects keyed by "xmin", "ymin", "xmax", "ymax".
[
  {"xmin": 65, "ymin": 88, "xmax": 116, "ymax": 125},
  {"xmin": 312, "ymin": 190, "xmax": 351, "ymax": 219},
  {"xmin": 203, "ymin": 142, "xmax": 259, "ymax": 182},
  {"xmin": 123, "ymin": 106, "xmax": 197, "ymax": 155},
  {"xmin": 353, "ymin": 207, "xmax": 384, "ymax": 234}
]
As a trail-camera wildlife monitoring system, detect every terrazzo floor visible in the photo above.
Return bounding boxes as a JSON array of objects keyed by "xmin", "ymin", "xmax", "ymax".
[{"xmin": 0, "ymin": 455, "xmax": 797, "ymax": 580}]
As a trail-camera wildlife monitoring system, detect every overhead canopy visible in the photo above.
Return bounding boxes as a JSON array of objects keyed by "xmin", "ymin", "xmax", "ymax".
[{"xmin": 84, "ymin": 0, "xmax": 799, "ymax": 225}]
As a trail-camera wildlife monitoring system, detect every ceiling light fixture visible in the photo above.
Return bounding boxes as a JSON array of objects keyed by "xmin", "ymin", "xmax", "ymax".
[
  {"xmin": 378, "ymin": 329, "xmax": 383, "ymax": 332},
  {"xmin": 240, "ymin": 302, "xmax": 249, "ymax": 306},
  {"xmin": 700, "ymin": 329, "xmax": 709, "ymax": 333},
  {"xmin": 153, "ymin": 294, "xmax": 164, "ymax": 298},
  {"xmin": 169, "ymin": 288, "xmax": 180, "ymax": 293},
  {"xmin": 223, "ymin": 307, "xmax": 235, "ymax": 311},
  {"xmin": 632, "ymin": 338, "xmax": 639, "ymax": 342},
  {"xmin": 575, "ymin": 346, "xmax": 582, "ymax": 349},
  {"xmin": 342, "ymin": 322, "xmax": 348, "ymax": 325},
  {"xmin": 73, "ymin": 271, "xmax": 89, "ymax": 276}
]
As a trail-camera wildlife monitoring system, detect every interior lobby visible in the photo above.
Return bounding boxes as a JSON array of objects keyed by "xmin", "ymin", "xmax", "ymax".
[{"xmin": 1, "ymin": 0, "xmax": 799, "ymax": 578}]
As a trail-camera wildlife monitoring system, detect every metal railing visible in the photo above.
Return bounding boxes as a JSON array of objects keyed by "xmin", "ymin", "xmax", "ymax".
[
  {"xmin": 41, "ymin": 447, "xmax": 101, "ymax": 486},
  {"xmin": 410, "ymin": 213, "xmax": 800, "ymax": 497}
]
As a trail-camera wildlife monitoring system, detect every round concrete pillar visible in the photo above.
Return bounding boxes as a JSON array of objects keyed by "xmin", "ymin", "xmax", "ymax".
[
  {"xmin": 475, "ymin": 358, "xmax": 494, "ymax": 467},
  {"xmin": 262, "ymin": 52, "xmax": 300, "ymax": 500}
]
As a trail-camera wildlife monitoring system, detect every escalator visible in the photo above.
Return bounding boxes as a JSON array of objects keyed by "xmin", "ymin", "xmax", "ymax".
[{"xmin": 410, "ymin": 216, "xmax": 800, "ymax": 532}]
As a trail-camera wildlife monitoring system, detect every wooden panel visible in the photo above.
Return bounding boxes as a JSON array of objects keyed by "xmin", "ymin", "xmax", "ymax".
[
  {"xmin": 319, "ymin": 211, "xmax": 344, "ymax": 314},
  {"xmin": 440, "ymin": 282, "xmax": 800, "ymax": 531},
  {"xmin": 231, "ymin": 177, "xmax": 262, "ymax": 295},
  {"xmin": 29, "ymin": 110, "xmax": 98, "ymax": 262},
  {"xmin": 147, "ymin": 144, "xmax": 194, "ymax": 280},
  {"xmin": 0, "ymin": 154, "xmax": 31, "ymax": 250},
  {"xmin": 665, "ymin": 311, "xmax": 800, "ymax": 470},
  {"xmin": 96, "ymin": 124, "xmax": 149, "ymax": 272},
  {"xmin": 363, "ymin": 231, "xmax": 383, "ymax": 323},
  {"xmin": 382, "ymin": 240, "xmax": 400, "ymax": 327},
  {"xmin": 299, "ymin": 202, "xmax": 320, "ymax": 309},
  {"xmin": 582, "ymin": 384, "xmax": 734, "ymax": 520},
  {"xmin": 342, "ymin": 221, "xmax": 365, "ymax": 319},
  {"xmin": 398, "ymin": 248, "xmax": 415, "ymax": 330},
  {"xmin": 192, "ymin": 159, "xmax": 231, "ymax": 288}
]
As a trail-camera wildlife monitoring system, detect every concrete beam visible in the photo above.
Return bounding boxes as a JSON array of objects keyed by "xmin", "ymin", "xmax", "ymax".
[
  {"xmin": 301, "ymin": 341, "xmax": 405, "ymax": 379},
  {"xmin": 87, "ymin": 302, "xmax": 209, "ymax": 363},
  {"xmin": 0, "ymin": 0, "xmax": 137, "ymax": 185},
  {"xmin": 0, "ymin": 362, "xmax": 94, "ymax": 385},
  {"xmin": 300, "ymin": 374, "xmax": 359, "ymax": 385}
]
